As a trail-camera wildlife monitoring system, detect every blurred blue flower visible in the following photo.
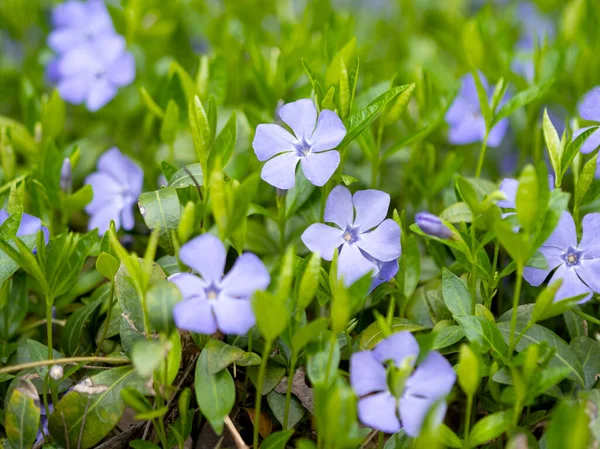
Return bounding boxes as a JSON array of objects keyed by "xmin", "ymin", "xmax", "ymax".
[
  {"xmin": 0, "ymin": 210, "xmax": 49, "ymax": 244},
  {"xmin": 350, "ymin": 331, "xmax": 455, "ymax": 436},
  {"xmin": 573, "ymin": 87, "xmax": 600, "ymax": 177},
  {"xmin": 415, "ymin": 212, "xmax": 453, "ymax": 239},
  {"xmin": 524, "ymin": 212, "xmax": 600, "ymax": 303},
  {"xmin": 368, "ymin": 257, "xmax": 399, "ymax": 292},
  {"xmin": 169, "ymin": 234, "xmax": 270, "ymax": 335},
  {"xmin": 48, "ymin": 0, "xmax": 114, "ymax": 54},
  {"xmin": 60, "ymin": 157, "xmax": 72, "ymax": 193},
  {"xmin": 301, "ymin": 185, "xmax": 401, "ymax": 286},
  {"xmin": 84, "ymin": 147, "xmax": 143, "ymax": 235},
  {"xmin": 252, "ymin": 99, "xmax": 346, "ymax": 189},
  {"xmin": 445, "ymin": 73, "xmax": 509, "ymax": 148}
]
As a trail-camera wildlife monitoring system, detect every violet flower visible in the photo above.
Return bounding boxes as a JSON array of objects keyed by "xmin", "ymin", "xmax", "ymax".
[
  {"xmin": 350, "ymin": 331, "xmax": 455, "ymax": 436},
  {"xmin": 48, "ymin": 0, "xmax": 114, "ymax": 54},
  {"xmin": 84, "ymin": 147, "xmax": 143, "ymax": 235},
  {"xmin": 170, "ymin": 234, "xmax": 270, "ymax": 335},
  {"xmin": 523, "ymin": 212, "xmax": 600, "ymax": 303},
  {"xmin": 573, "ymin": 87, "xmax": 600, "ymax": 176},
  {"xmin": 0, "ymin": 210, "xmax": 49, "ymax": 244},
  {"xmin": 415, "ymin": 212, "xmax": 453, "ymax": 239},
  {"xmin": 445, "ymin": 73, "xmax": 509, "ymax": 148},
  {"xmin": 252, "ymin": 99, "xmax": 346, "ymax": 189},
  {"xmin": 301, "ymin": 185, "xmax": 401, "ymax": 286}
]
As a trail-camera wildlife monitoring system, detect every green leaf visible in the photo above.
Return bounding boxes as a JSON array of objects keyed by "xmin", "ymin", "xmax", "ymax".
[
  {"xmin": 455, "ymin": 315, "xmax": 507, "ymax": 362},
  {"xmin": 570, "ymin": 336, "xmax": 600, "ymax": 389},
  {"xmin": 495, "ymin": 220, "xmax": 531, "ymax": 266},
  {"xmin": 211, "ymin": 111, "xmax": 237, "ymax": 170},
  {"xmin": 61, "ymin": 298, "xmax": 102, "ymax": 356},
  {"xmin": 138, "ymin": 187, "xmax": 181, "ymax": 255},
  {"xmin": 359, "ymin": 318, "xmax": 428, "ymax": 350},
  {"xmin": 48, "ymin": 366, "xmax": 141, "ymax": 449},
  {"xmin": 325, "ymin": 37, "xmax": 356, "ymax": 87},
  {"xmin": 130, "ymin": 440, "xmax": 161, "ymax": 449},
  {"xmin": 497, "ymin": 322, "xmax": 585, "ymax": 386},
  {"xmin": 96, "ymin": 252, "xmax": 119, "ymax": 280},
  {"xmin": 439, "ymin": 202, "xmax": 472, "ymax": 224},
  {"xmin": 248, "ymin": 361, "xmax": 286, "ymax": 395},
  {"xmin": 266, "ymin": 390, "xmax": 305, "ymax": 429},
  {"xmin": 470, "ymin": 70, "xmax": 492, "ymax": 127},
  {"xmin": 469, "ymin": 411, "xmax": 512, "ymax": 447},
  {"xmin": 253, "ymin": 290, "xmax": 289, "ymax": 342},
  {"xmin": 296, "ymin": 253, "xmax": 321, "ymax": 313},
  {"xmin": 575, "ymin": 153, "xmax": 598, "ymax": 207},
  {"xmin": 301, "ymin": 59, "xmax": 325, "ymax": 100},
  {"xmin": 545, "ymin": 400, "xmax": 590, "ymax": 449},
  {"xmin": 160, "ymin": 100, "xmax": 180, "ymax": 145},
  {"xmin": 441, "ymin": 268, "xmax": 472, "ymax": 318},
  {"xmin": 195, "ymin": 348, "xmax": 235, "ymax": 435},
  {"xmin": 560, "ymin": 126, "xmax": 599, "ymax": 180},
  {"xmin": 169, "ymin": 163, "xmax": 204, "ymax": 190},
  {"xmin": 139, "ymin": 87, "xmax": 165, "ymax": 118},
  {"xmin": 516, "ymin": 164, "xmax": 539, "ymax": 232},
  {"xmin": 543, "ymin": 109, "xmax": 561, "ymax": 178},
  {"xmin": 146, "ymin": 280, "xmax": 181, "ymax": 335},
  {"xmin": 457, "ymin": 344, "xmax": 481, "ymax": 397},
  {"xmin": 285, "ymin": 169, "xmax": 314, "ymax": 219},
  {"xmin": 5, "ymin": 379, "xmax": 40, "ymax": 449},
  {"xmin": 492, "ymin": 79, "xmax": 554, "ymax": 126},
  {"xmin": 260, "ymin": 429, "xmax": 294, "ymax": 449},
  {"xmin": 121, "ymin": 387, "xmax": 152, "ymax": 413},
  {"xmin": 339, "ymin": 58, "xmax": 350, "ymax": 119},
  {"xmin": 204, "ymin": 339, "xmax": 261, "ymax": 375},
  {"xmin": 131, "ymin": 339, "xmax": 169, "ymax": 378},
  {"xmin": 292, "ymin": 317, "xmax": 330, "ymax": 355},
  {"xmin": 432, "ymin": 325, "xmax": 465, "ymax": 350},
  {"xmin": 339, "ymin": 85, "xmax": 410, "ymax": 148},
  {"xmin": 0, "ymin": 272, "xmax": 28, "ymax": 340},
  {"xmin": 307, "ymin": 333, "xmax": 340, "ymax": 387},
  {"xmin": 189, "ymin": 96, "xmax": 211, "ymax": 182}
]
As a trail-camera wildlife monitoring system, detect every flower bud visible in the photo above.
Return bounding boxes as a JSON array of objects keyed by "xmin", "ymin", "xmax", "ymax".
[
  {"xmin": 60, "ymin": 158, "xmax": 72, "ymax": 193},
  {"xmin": 415, "ymin": 212, "xmax": 453, "ymax": 239},
  {"xmin": 50, "ymin": 364, "xmax": 63, "ymax": 380}
]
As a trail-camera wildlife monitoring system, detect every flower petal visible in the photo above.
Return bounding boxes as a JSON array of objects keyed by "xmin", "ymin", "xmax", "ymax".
[
  {"xmin": 524, "ymin": 246, "xmax": 564, "ymax": 287},
  {"xmin": 88, "ymin": 203, "xmax": 121, "ymax": 235},
  {"xmin": 406, "ymin": 351, "xmax": 456, "ymax": 399},
  {"xmin": 48, "ymin": 28, "xmax": 82, "ymax": 54},
  {"xmin": 544, "ymin": 211, "xmax": 577, "ymax": 250},
  {"xmin": 337, "ymin": 243, "xmax": 378, "ymax": 286},
  {"xmin": 57, "ymin": 75, "xmax": 91, "ymax": 105},
  {"xmin": 86, "ymin": 78, "xmax": 118, "ymax": 112},
  {"xmin": 324, "ymin": 185, "xmax": 354, "ymax": 229},
  {"xmin": 173, "ymin": 298, "xmax": 217, "ymax": 334},
  {"xmin": 261, "ymin": 152, "xmax": 300, "ymax": 190},
  {"xmin": 252, "ymin": 124, "xmax": 297, "ymax": 161},
  {"xmin": 107, "ymin": 51, "xmax": 136, "ymax": 87},
  {"xmin": 576, "ymin": 258, "xmax": 600, "ymax": 293},
  {"xmin": 120, "ymin": 201, "xmax": 136, "ymax": 231},
  {"xmin": 577, "ymin": 128, "xmax": 600, "ymax": 154},
  {"xmin": 579, "ymin": 87, "xmax": 600, "ymax": 122},
  {"xmin": 579, "ymin": 213, "xmax": 600, "ymax": 258},
  {"xmin": 399, "ymin": 395, "xmax": 445, "ymax": 438},
  {"xmin": 448, "ymin": 116, "xmax": 486, "ymax": 145},
  {"xmin": 220, "ymin": 253, "xmax": 270, "ymax": 297},
  {"xmin": 309, "ymin": 110, "xmax": 346, "ymax": 152},
  {"xmin": 498, "ymin": 178, "xmax": 518, "ymax": 208},
  {"xmin": 91, "ymin": 34, "xmax": 126, "ymax": 65},
  {"xmin": 300, "ymin": 151, "xmax": 340, "ymax": 187},
  {"xmin": 487, "ymin": 119, "xmax": 508, "ymax": 148},
  {"xmin": 169, "ymin": 273, "xmax": 207, "ymax": 300},
  {"xmin": 97, "ymin": 147, "xmax": 143, "ymax": 194},
  {"xmin": 445, "ymin": 97, "xmax": 478, "ymax": 126},
  {"xmin": 278, "ymin": 99, "xmax": 317, "ymax": 141},
  {"xmin": 52, "ymin": 1, "xmax": 87, "ymax": 28},
  {"xmin": 357, "ymin": 219, "xmax": 401, "ymax": 262},
  {"xmin": 213, "ymin": 296, "xmax": 255, "ymax": 335},
  {"xmin": 358, "ymin": 392, "xmax": 401, "ymax": 434},
  {"xmin": 301, "ymin": 223, "xmax": 344, "ymax": 261},
  {"xmin": 179, "ymin": 234, "xmax": 226, "ymax": 283},
  {"xmin": 550, "ymin": 264, "xmax": 592, "ymax": 303},
  {"xmin": 352, "ymin": 189, "xmax": 390, "ymax": 231},
  {"xmin": 370, "ymin": 259, "xmax": 399, "ymax": 292},
  {"xmin": 350, "ymin": 350, "xmax": 387, "ymax": 396},
  {"xmin": 84, "ymin": 172, "xmax": 124, "ymax": 213},
  {"xmin": 373, "ymin": 331, "xmax": 420, "ymax": 367}
]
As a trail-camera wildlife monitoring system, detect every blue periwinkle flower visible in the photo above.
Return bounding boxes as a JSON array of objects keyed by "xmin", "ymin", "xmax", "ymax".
[
  {"xmin": 301, "ymin": 185, "xmax": 401, "ymax": 286},
  {"xmin": 445, "ymin": 73, "xmax": 509, "ymax": 148},
  {"xmin": 524, "ymin": 212, "xmax": 600, "ymax": 303},
  {"xmin": 47, "ymin": 0, "xmax": 136, "ymax": 111},
  {"xmin": 415, "ymin": 212, "xmax": 453, "ymax": 239},
  {"xmin": 573, "ymin": 87, "xmax": 600, "ymax": 177},
  {"xmin": 84, "ymin": 147, "xmax": 143, "ymax": 235},
  {"xmin": 252, "ymin": 99, "xmax": 347, "ymax": 189},
  {"xmin": 350, "ymin": 332, "xmax": 455, "ymax": 436},
  {"xmin": 169, "ymin": 234, "xmax": 270, "ymax": 335},
  {"xmin": 0, "ymin": 210, "xmax": 50, "ymax": 244}
]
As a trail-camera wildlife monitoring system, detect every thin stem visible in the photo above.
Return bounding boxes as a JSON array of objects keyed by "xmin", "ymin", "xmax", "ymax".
[
  {"xmin": 45, "ymin": 300, "xmax": 59, "ymax": 406},
  {"xmin": 508, "ymin": 265, "xmax": 524, "ymax": 358},
  {"xmin": 572, "ymin": 308, "xmax": 600, "ymax": 326},
  {"xmin": 94, "ymin": 282, "xmax": 115, "ymax": 357},
  {"xmin": 377, "ymin": 432, "xmax": 384, "ymax": 449},
  {"xmin": 463, "ymin": 394, "xmax": 473, "ymax": 448},
  {"xmin": 0, "ymin": 356, "xmax": 131, "ymax": 374},
  {"xmin": 277, "ymin": 191, "xmax": 287, "ymax": 252},
  {"xmin": 19, "ymin": 318, "xmax": 66, "ymax": 333},
  {"xmin": 469, "ymin": 219, "xmax": 478, "ymax": 313},
  {"xmin": 225, "ymin": 415, "xmax": 249, "ymax": 449},
  {"xmin": 241, "ymin": 331, "xmax": 253, "ymax": 402},
  {"xmin": 253, "ymin": 339, "xmax": 272, "ymax": 449},
  {"xmin": 475, "ymin": 134, "xmax": 489, "ymax": 178},
  {"xmin": 282, "ymin": 353, "xmax": 297, "ymax": 430}
]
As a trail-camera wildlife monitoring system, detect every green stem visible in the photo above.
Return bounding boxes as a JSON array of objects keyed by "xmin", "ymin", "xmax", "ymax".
[
  {"xmin": 377, "ymin": 432, "xmax": 384, "ymax": 449},
  {"xmin": 0, "ymin": 357, "xmax": 131, "ymax": 374},
  {"xmin": 463, "ymin": 394, "xmax": 473, "ymax": 449},
  {"xmin": 253, "ymin": 339, "xmax": 273, "ymax": 449},
  {"xmin": 508, "ymin": 265, "xmax": 524, "ymax": 358},
  {"xmin": 19, "ymin": 318, "xmax": 66, "ymax": 333},
  {"xmin": 572, "ymin": 308, "xmax": 600, "ymax": 326},
  {"xmin": 323, "ymin": 335, "xmax": 336, "ymax": 386},
  {"xmin": 282, "ymin": 353, "xmax": 297, "ymax": 430},
  {"xmin": 242, "ymin": 330, "xmax": 253, "ymax": 402},
  {"xmin": 277, "ymin": 192, "xmax": 287, "ymax": 252},
  {"xmin": 45, "ymin": 300, "xmax": 59, "ymax": 406},
  {"xmin": 469, "ymin": 219, "xmax": 478, "ymax": 313},
  {"xmin": 94, "ymin": 282, "xmax": 115, "ymax": 357},
  {"xmin": 474, "ymin": 134, "xmax": 489, "ymax": 179}
]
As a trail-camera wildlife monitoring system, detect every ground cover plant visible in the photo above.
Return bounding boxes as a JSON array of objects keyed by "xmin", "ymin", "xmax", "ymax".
[{"xmin": 1, "ymin": 0, "xmax": 600, "ymax": 448}]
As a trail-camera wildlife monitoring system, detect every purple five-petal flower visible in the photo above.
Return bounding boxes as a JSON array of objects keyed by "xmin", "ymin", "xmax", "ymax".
[
  {"xmin": 169, "ymin": 234, "xmax": 270, "ymax": 335},
  {"xmin": 445, "ymin": 73, "xmax": 509, "ymax": 148},
  {"xmin": 350, "ymin": 332, "xmax": 455, "ymax": 436},
  {"xmin": 84, "ymin": 147, "xmax": 143, "ymax": 235},
  {"xmin": 573, "ymin": 87, "xmax": 600, "ymax": 176},
  {"xmin": 524, "ymin": 211, "xmax": 600, "ymax": 303},
  {"xmin": 252, "ymin": 99, "xmax": 346, "ymax": 189},
  {"xmin": 301, "ymin": 185, "xmax": 401, "ymax": 286},
  {"xmin": 0, "ymin": 210, "xmax": 50, "ymax": 244},
  {"xmin": 415, "ymin": 212, "xmax": 453, "ymax": 239}
]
